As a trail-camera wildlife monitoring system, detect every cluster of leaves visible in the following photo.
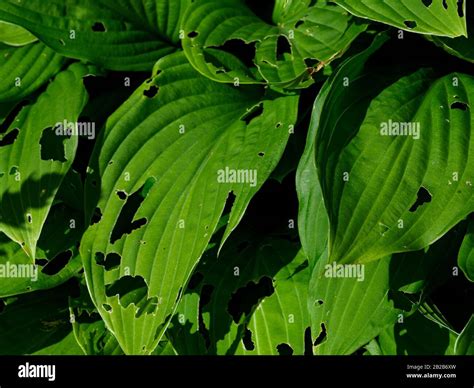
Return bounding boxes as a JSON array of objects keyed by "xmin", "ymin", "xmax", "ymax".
[{"xmin": 0, "ymin": 0, "xmax": 473, "ymax": 356}]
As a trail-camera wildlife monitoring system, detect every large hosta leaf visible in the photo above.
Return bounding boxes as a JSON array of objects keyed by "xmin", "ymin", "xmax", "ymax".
[
  {"xmin": 0, "ymin": 63, "xmax": 90, "ymax": 259},
  {"xmin": 334, "ymin": 0, "xmax": 467, "ymax": 38},
  {"xmin": 80, "ymin": 52, "xmax": 298, "ymax": 355},
  {"xmin": 0, "ymin": 0, "xmax": 190, "ymax": 71},
  {"xmin": 0, "ymin": 42, "xmax": 66, "ymax": 102},
  {"xmin": 296, "ymin": 33, "xmax": 392, "ymax": 265},
  {"xmin": 182, "ymin": 0, "xmax": 366, "ymax": 87},
  {"xmin": 318, "ymin": 67, "xmax": 474, "ymax": 265}
]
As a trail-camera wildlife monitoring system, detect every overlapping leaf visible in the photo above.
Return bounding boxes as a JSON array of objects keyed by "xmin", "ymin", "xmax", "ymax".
[
  {"xmin": 0, "ymin": 42, "xmax": 66, "ymax": 103},
  {"xmin": 377, "ymin": 311, "xmax": 457, "ymax": 355},
  {"xmin": 455, "ymin": 314, "xmax": 474, "ymax": 355},
  {"xmin": 0, "ymin": 285, "xmax": 83, "ymax": 355},
  {"xmin": 314, "ymin": 61, "xmax": 474, "ymax": 264},
  {"xmin": 0, "ymin": 63, "xmax": 90, "ymax": 259},
  {"xmin": 0, "ymin": 21, "xmax": 37, "ymax": 46},
  {"xmin": 182, "ymin": 0, "xmax": 366, "ymax": 87},
  {"xmin": 335, "ymin": 0, "xmax": 467, "ymax": 37},
  {"xmin": 0, "ymin": 0, "xmax": 191, "ymax": 71},
  {"xmin": 80, "ymin": 52, "xmax": 298, "ymax": 354},
  {"xmin": 459, "ymin": 217, "xmax": 474, "ymax": 282}
]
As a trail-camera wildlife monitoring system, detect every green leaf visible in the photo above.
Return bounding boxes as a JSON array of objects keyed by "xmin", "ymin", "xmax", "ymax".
[
  {"xmin": 334, "ymin": 0, "xmax": 467, "ymax": 38},
  {"xmin": 459, "ymin": 217, "xmax": 474, "ymax": 282},
  {"xmin": 0, "ymin": 285, "xmax": 83, "ymax": 355},
  {"xmin": 377, "ymin": 311, "xmax": 457, "ymax": 355},
  {"xmin": 80, "ymin": 51, "xmax": 298, "ymax": 355},
  {"xmin": 319, "ymin": 67, "xmax": 474, "ymax": 264},
  {"xmin": 0, "ymin": 21, "xmax": 37, "ymax": 46},
  {"xmin": 255, "ymin": 3, "xmax": 367, "ymax": 88},
  {"xmin": 182, "ymin": 0, "xmax": 366, "ymax": 88},
  {"xmin": 0, "ymin": 42, "xmax": 66, "ymax": 102},
  {"xmin": 0, "ymin": 0, "xmax": 191, "ymax": 71},
  {"xmin": 0, "ymin": 63, "xmax": 90, "ymax": 259},
  {"xmin": 69, "ymin": 282, "xmax": 123, "ymax": 355},
  {"xmin": 296, "ymin": 33, "xmax": 390, "ymax": 265},
  {"xmin": 166, "ymin": 291, "xmax": 207, "ymax": 355},
  {"xmin": 455, "ymin": 314, "xmax": 474, "ymax": 355},
  {"xmin": 198, "ymin": 235, "xmax": 308, "ymax": 355}
]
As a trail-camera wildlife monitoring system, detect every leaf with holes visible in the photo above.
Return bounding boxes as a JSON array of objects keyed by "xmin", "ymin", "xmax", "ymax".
[
  {"xmin": 182, "ymin": 0, "xmax": 366, "ymax": 88},
  {"xmin": 0, "ymin": 63, "xmax": 90, "ymax": 259},
  {"xmin": 317, "ymin": 67, "xmax": 474, "ymax": 264},
  {"xmin": 80, "ymin": 52, "xmax": 298, "ymax": 355},
  {"xmin": 0, "ymin": 0, "xmax": 191, "ymax": 71},
  {"xmin": 334, "ymin": 0, "xmax": 467, "ymax": 38},
  {"xmin": 196, "ymin": 235, "xmax": 309, "ymax": 355}
]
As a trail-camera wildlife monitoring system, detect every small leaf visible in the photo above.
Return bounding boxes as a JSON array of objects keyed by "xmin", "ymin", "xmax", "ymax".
[
  {"xmin": 458, "ymin": 217, "xmax": 474, "ymax": 282},
  {"xmin": 335, "ymin": 0, "xmax": 467, "ymax": 38},
  {"xmin": 455, "ymin": 314, "xmax": 474, "ymax": 355}
]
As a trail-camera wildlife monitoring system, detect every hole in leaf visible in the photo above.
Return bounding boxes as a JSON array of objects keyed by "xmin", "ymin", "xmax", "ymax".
[
  {"xmin": 451, "ymin": 101, "xmax": 469, "ymax": 111},
  {"xmin": 91, "ymin": 207, "xmax": 103, "ymax": 225},
  {"xmin": 442, "ymin": 0, "xmax": 448, "ymax": 9},
  {"xmin": 409, "ymin": 187, "xmax": 432, "ymax": 212},
  {"xmin": 92, "ymin": 22, "xmax": 106, "ymax": 32},
  {"xmin": 277, "ymin": 343, "xmax": 293, "ymax": 356},
  {"xmin": 295, "ymin": 20, "xmax": 305, "ymax": 28},
  {"xmin": 227, "ymin": 276, "xmax": 274, "ymax": 323},
  {"xmin": 103, "ymin": 304, "xmax": 112, "ymax": 312},
  {"xmin": 40, "ymin": 127, "xmax": 68, "ymax": 162},
  {"xmin": 143, "ymin": 85, "xmax": 159, "ymax": 98},
  {"xmin": 116, "ymin": 190, "xmax": 128, "ymax": 200},
  {"xmin": 110, "ymin": 177, "xmax": 156, "ymax": 243},
  {"xmin": 242, "ymin": 328, "xmax": 255, "ymax": 351},
  {"xmin": 315, "ymin": 299, "xmax": 324, "ymax": 306},
  {"xmin": 41, "ymin": 250, "xmax": 73, "ymax": 275},
  {"xmin": 421, "ymin": 0, "xmax": 432, "ymax": 7},
  {"xmin": 208, "ymin": 40, "xmax": 256, "ymax": 69},
  {"xmin": 223, "ymin": 191, "xmax": 236, "ymax": 215},
  {"xmin": 105, "ymin": 275, "xmax": 158, "ymax": 317},
  {"xmin": 258, "ymin": 152, "xmax": 265, "ymax": 157},
  {"xmin": 95, "ymin": 252, "xmax": 121, "ymax": 271},
  {"xmin": 9, "ymin": 166, "xmax": 18, "ymax": 176},
  {"xmin": 187, "ymin": 31, "xmax": 198, "ymax": 38},
  {"xmin": 457, "ymin": 0, "xmax": 464, "ymax": 17},
  {"xmin": 35, "ymin": 258, "xmax": 48, "ymax": 267},
  {"xmin": 276, "ymin": 35, "xmax": 292, "ymax": 61},
  {"xmin": 241, "ymin": 103, "xmax": 264, "ymax": 125},
  {"xmin": 0, "ymin": 128, "xmax": 19, "ymax": 147},
  {"xmin": 404, "ymin": 20, "xmax": 417, "ymax": 29},
  {"xmin": 314, "ymin": 323, "xmax": 327, "ymax": 346}
]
